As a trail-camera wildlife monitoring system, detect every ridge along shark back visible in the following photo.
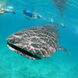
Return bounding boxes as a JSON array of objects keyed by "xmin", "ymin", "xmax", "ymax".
[{"xmin": 6, "ymin": 25, "xmax": 70, "ymax": 60}]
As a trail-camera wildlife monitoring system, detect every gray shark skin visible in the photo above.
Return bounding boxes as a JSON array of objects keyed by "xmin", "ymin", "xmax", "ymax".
[{"xmin": 7, "ymin": 25, "xmax": 69, "ymax": 60}]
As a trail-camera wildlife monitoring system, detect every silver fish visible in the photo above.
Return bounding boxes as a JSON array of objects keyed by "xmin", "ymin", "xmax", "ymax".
[{"xmin": 6, "ymin": 25, "xmax": 70, "ymax": 60}]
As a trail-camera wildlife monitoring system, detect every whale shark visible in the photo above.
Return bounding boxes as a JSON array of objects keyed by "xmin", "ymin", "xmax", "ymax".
[{"xmin": 7, "ymin": 25, "xmax": 70, "ymax": 60}]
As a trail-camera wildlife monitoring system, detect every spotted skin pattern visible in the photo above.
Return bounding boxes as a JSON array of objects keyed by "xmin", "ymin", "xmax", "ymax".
[{"xmin": 7, "ymin": 25, "xmax": 59, "ymax": 59}]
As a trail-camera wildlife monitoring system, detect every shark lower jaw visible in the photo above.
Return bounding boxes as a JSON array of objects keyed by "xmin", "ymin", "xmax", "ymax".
[{"xmin": 7, "ymin": 41, "xmax": 42, "ymax": 60}]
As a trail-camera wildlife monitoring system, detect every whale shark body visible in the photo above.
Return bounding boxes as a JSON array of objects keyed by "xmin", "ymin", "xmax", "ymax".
[{"xmin": 7, "ymin": 25, "xmax": 70, "ymax": 60}]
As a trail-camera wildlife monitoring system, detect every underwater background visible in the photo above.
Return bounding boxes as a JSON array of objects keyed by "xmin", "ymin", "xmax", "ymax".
[{"xmin": 0, "ymin": 0, "xmax": 78, "ymax": 78}]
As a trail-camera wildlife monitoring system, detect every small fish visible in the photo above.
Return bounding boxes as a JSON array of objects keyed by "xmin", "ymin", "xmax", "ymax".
[{"xmin": 6, "ymin": 25, "xmax": 70, "ymax": 60}]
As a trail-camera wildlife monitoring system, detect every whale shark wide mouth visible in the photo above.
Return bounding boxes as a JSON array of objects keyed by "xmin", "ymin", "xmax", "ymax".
[{"xmin": 7, "ymin": 41, "xmax": 42, "ymax": 60}]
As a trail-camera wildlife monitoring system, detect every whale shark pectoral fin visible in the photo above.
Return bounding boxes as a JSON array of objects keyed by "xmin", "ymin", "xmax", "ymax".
[{"xmin": 58, "ymin": 46, "xmax": 71, "ymax": 54}]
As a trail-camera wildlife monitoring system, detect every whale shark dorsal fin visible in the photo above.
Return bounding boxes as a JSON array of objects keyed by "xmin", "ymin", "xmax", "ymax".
[{"xmin": 58, "ymin": 46, "xmax": 71, "ymax": 54}]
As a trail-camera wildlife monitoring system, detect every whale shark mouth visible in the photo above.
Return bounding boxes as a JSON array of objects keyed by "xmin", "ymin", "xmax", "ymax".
[{"xmin": 7, "ymin": 41, "xmax": 42, "ymax": 60}]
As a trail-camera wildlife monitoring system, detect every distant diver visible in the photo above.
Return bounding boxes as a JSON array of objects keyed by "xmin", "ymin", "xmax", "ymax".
[
  {"xmin": 0, "ymin": 3, "xmax": 16, "ymax": 15},
  {"xmin": 23, "ymin": 10, "xmax": 42, "ymax": 19},
  {"xmin": 52, "ymin": 0, "xmax": 67, "ymax": 16}
]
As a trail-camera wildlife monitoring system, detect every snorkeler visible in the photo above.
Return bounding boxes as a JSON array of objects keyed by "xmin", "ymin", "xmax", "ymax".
[
  {"xmin": 0, "ymin": 4, "xmax": 16, "ymax": 15},
  {"xmin": 23, "ymin": 10, "xmax": 42, "ymax": 19}
]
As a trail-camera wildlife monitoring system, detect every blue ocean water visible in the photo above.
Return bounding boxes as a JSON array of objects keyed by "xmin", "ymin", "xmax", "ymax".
[{"xmin": 0, "ymin": 0, "xmax": 78, "ymax": 78}]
